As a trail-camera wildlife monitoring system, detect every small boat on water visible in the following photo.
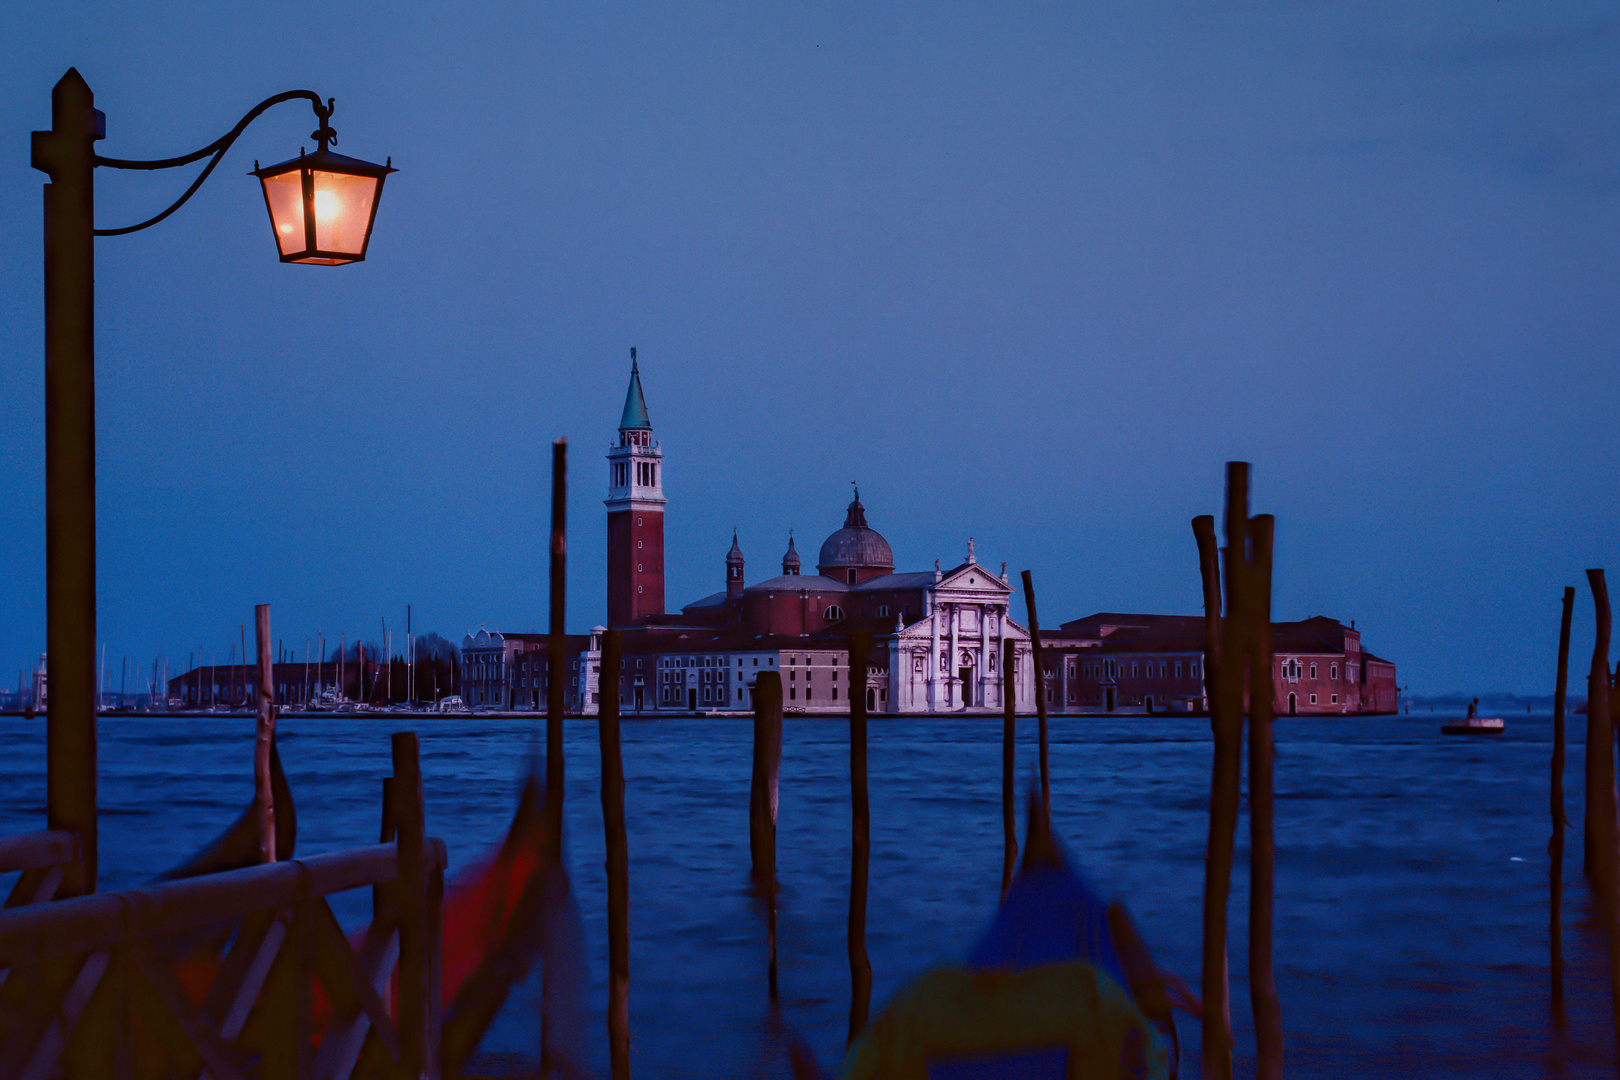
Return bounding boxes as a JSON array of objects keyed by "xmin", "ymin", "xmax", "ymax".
[{"xmin": 1442, "ymin": 716, "xmax": 1505, "ymax": 735}]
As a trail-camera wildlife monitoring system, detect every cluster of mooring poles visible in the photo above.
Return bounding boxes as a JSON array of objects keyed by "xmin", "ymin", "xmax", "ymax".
[
  {"xmin": 540, "ymin": 440, "xmax": 631, "ymax": 1080},
  {"xmin": 1561, "ymin": 569, "xmax": 1620, "ymax": 1071},
  {"xmin": 732, "ymin": 462, "xmax": 1291, "ymax": 1077},
  {"xmin": 1192, "ymin": 462, "xmax": 1283, "ymax": 1080}
]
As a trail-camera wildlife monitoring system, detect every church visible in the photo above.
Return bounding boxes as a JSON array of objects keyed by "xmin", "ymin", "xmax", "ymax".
[
  {"xmin": 461, "ymin": 355, "xmax": 1396, "ymax": 716},
  {"xmin": 566, "ymin": 353, "xmax": 1037, "ymax": 715}
]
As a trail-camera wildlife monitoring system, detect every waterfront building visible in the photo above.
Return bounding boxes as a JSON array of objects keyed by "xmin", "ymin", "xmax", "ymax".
[
  {"xmin": 1037, "ymin": 612, "xmax": 1398, "ymax": 715},
  {"xmin": 465, "ymin": 355, "xmax": 1395, "ymax": 718},
  {"xmin": 459, "ymin": 628, "xmax": 589, "ymax": 710}
]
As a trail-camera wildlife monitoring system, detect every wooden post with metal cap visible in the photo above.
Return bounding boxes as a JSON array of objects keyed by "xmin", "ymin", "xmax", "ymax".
[{"xmin": 31, "ymin": 68, "xmax": 102, "ymax": 899}]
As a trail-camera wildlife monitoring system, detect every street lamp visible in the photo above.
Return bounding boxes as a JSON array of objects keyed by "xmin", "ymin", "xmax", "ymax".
[
  {"xmin": 251, "ymin": 98, "xmax": 394, "ymax": 264},
  {"xmin": 30, "ymin": 68, "xmax": 394, "ymax": 897}
]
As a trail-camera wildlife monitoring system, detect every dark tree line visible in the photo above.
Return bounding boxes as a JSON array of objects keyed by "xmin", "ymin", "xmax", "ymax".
[{"xmin": 323, "ymin": 631, "xmax": 461, "ymax": 703}]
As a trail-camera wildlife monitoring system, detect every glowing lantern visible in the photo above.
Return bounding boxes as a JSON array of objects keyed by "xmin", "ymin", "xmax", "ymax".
[{"xmin": 252, "ymin": 146, "xmax": 395, "ymax": 265}]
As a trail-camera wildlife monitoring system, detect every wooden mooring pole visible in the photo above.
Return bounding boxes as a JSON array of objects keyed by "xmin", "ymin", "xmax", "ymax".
[
  {"xmin": 1193, "ymin": 463, "xmax": 1244, "ymax": 1080},
  {"xmin": 547, "ymin": 437, "xmax": 567, "ymax": 836},
  {"xmin": 848, "ymin": 632, "xmax": 872, "ymax": 1045},
  {"xmin": 543, "ymin": 438, "xmax": 568, "ymax": 1075},
  {"xmin": 1583, "ymin": 570, "xmax": 1620, "ymax": 1076},
  {"xmin": 1001, "ymin": 638, "xmax": 1018, "ymax": 901},
  {"xmin": 254, "ymin": 604, "xmax": 276, "ymax": 865},
  {"xmin": 392, "ymin": 731, "xmax": 431, "ymax": 1080},
  {"xmin": 751, "ymin": 669, "xmax": 783, "ymax": 1003},
  {"xmin": 1552, "ymin": 585, "xmax": 1574, "ymax": 1021},
  {"xmin": 599, "ymin": 628, "xmax": 630, "ymax": 1080},
  {"xmin": 1020, "ymin": 571, "xmax": 1050, "ymax": 821},
  {"xmin": 1247, "ymin": 514, "xmax": 1282, "ymax": 1079}
]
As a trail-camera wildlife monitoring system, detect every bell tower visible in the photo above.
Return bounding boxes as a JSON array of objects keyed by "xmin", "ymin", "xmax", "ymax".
[
  {"xmin": 605, "ymin": 349, "xmax": 666, "ymax": 626},
  {"xmin": 726, "ymin": 531, "xmax": 745, "ymax": 598}
]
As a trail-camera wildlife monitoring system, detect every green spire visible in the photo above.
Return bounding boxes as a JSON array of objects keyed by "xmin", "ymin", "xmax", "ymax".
[{"xmin": 619, "ymin": 347, "xmax": 651, "ymax": 431}]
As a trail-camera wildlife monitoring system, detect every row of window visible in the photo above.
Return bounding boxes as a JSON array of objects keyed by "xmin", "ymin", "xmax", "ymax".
[
  {"xmin": 1040, "ymin": 657, "xmax": 1351, "ymax": 685},
  {"xmin": 1046, "ymin": 658, "xmax": 1200, "ymax": 682},
  {"xmin": 1280, "ymin": 660, "xmax": 1347, "ymax": 681},
  {"xmin": 651, "ymin": 685, "xmax": 892, "ymax": 707}
]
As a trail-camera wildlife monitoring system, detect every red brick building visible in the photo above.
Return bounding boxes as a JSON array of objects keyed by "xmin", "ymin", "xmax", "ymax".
[{"xmin": 1038, "ymin": 612, "xmax": 1398, "ymax": 715}]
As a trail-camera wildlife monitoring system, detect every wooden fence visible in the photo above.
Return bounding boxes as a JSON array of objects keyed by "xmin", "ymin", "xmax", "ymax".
[{"xmin": 0, "ymin": 741, "xmax": 446, "ymax": 1080}]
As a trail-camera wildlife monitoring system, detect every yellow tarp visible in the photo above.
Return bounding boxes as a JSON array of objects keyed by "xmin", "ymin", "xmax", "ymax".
[{"xmin": 841, "ymin": 961, "xmax": 1168, "ymax": 1080}]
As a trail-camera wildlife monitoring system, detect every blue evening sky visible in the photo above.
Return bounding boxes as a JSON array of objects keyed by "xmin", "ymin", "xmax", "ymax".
[{"xmin": 0, "ymin": 3, "xmax": 1615, "ymax": 696}]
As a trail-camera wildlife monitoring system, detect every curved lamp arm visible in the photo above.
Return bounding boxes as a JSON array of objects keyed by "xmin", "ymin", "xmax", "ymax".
[{"xmin": 93, "ymin": 90, "xmax": 333, "ymax": 237}]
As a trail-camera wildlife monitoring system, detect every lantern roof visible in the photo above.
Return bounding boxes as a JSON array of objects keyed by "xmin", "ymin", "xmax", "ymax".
[{"xmin": 251, "ymin": 145, "xmax": 396, "ymax": 179}]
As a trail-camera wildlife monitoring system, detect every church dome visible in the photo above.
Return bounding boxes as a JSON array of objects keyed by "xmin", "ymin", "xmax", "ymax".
[
  {"xmin": 726, "ymin": 531, "xmax": 744, "ymax": 566},
  {"xmin": 781, "ymin": 532, "xmax": 801, "ymax": 575},
  {"xmin": 816, "ymin": 493, "xmax": 894, "ymax": 577}
]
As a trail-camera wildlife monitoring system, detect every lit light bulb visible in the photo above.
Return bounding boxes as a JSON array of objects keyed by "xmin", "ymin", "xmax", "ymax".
[{"xmin": 313, "ymin": 190, "xmax": 339, "ymax": 219}]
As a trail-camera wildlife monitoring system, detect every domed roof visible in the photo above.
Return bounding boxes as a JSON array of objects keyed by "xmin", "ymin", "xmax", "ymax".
[
  {"xmin": 781, "ymin": 532, "xmax": 801, "ymax": 572},
  {"xmin": 817, "ymin": 493, "xmax": 894, "ymax": 576},
  {"xmin": 725, "ymin": 530, "xmax": 744, "ymax": 566}
]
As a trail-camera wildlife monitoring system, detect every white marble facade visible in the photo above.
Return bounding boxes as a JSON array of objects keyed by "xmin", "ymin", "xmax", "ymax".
[{"xmin": 885, "ymin": 559, "xmax": 1034, "ymax": 713}]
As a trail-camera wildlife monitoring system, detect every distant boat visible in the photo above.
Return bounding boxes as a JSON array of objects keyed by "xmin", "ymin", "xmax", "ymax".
[{"xmin": 1442, "ymin": 716, "xmax": 1504, "ymax": 735}]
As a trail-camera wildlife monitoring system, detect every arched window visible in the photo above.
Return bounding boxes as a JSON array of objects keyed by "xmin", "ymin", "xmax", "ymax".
[
  {"xmin": 877, "ymin": 605, "xmax": 890, "ymax": 618},
  {"xmin": 823, "ymin": 605, "xmax": 844, "ymax": 620}
]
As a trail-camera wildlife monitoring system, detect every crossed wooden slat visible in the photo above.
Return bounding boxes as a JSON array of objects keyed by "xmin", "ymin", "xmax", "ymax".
[{"xmin": 0, "ymin": 839, "xmax": 443, "ymax": 1080}]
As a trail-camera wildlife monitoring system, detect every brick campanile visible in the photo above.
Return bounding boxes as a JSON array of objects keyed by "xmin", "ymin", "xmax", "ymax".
[{"xmin": 605, "ymin": 349, "xmax": 666, "ymax": 626}]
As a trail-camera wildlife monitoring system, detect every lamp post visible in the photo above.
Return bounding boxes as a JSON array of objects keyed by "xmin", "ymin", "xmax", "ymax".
[{"xmin": 30, "ymin": 68, "xmax": 394, "ymax": 897}]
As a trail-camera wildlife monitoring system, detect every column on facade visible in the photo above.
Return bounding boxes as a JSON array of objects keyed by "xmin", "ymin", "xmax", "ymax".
[
  {"xmin": 948, "ymin": 602, "xmax": 960, "ymax": 710},
  {"xmin": 979, "ymin": 604, "xmax": 990, "ymax": 708},
  {"xmin": 996, "ymin": 608, "xmax": 1007, "ymax": 709},
  {"xmin": 928, "ymin": 592, "xmax": 941, "ymax": 711}
]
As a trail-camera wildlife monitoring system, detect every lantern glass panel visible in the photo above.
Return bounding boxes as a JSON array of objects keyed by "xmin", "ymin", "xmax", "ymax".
[
  {"xmin": 261, "ymin": 169, "xmax": 307, "ymax": 258},
  {"xmin": 311, "ymin": 169, "xmax": 379, "ymax": 258}
]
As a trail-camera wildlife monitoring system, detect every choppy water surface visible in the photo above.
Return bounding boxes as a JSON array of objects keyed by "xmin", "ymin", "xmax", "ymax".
[{"xmin": 0, "ymin": 710, "xmax": 1612, "ymax": 1077}]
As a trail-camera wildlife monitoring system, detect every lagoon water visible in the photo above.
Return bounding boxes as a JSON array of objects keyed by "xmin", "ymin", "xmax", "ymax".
[{"xmin": 0, "ymin": 710, "xmax": 1613, "ymax": 1078}]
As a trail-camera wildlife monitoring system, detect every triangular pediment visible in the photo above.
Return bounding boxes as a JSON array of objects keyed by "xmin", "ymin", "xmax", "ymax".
[{"xmin": 935, "ymin": 562, "xmax": 1011, "ymax": 593}]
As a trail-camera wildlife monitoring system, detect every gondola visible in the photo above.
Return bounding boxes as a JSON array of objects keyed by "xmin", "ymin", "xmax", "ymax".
[
  {"xmin": 836, "ymin": 795, "xmax": 1198, "ymax": 1080},
  {"xmin": 157, "ymin": 731, "xmax": 297, "ymax": 881}
]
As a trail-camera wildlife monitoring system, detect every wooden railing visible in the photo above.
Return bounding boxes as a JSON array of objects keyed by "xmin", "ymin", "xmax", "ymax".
[
  {"xmin": 0, "ymin": 837, "xmax": 444, "ymax": 1080},
  {"xmin": 0, "ymin": 830, "xmax": 78, "ymax": 910},
  {"xmin": 0, "ymin": 734, "xmax": 445, "ymax": 1080}
]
